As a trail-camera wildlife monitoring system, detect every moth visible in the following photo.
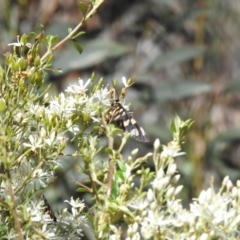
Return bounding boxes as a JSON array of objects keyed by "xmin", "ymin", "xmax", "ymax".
[
  {"xmin": 42, "ymin": 195, "xmax": 57, "ymax": 222},
  {"xmin": 100, "ymin": 99, "xmax": 150, "ymax": 142}
]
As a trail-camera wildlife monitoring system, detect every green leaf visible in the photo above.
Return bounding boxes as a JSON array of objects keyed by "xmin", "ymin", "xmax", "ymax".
[
  {"xmin": 105, "ymin": 147, "xmax": 114, "ymax": 155},
  {"xmin": 169, "ymin": 119, "xmax": 176, "ymax": 134},
  {"xmin": 76, "ymin": 187, "xmax": 89, "ymax": 193},
  {"xmin": 52, "ymin": 40, "xmax": 128, "ymax": 73},
  {"xmin": 71, "ymin": 39, "xmax": 83, "ymax": 54},
  {"xmin": 116, "ymin": 160, "xmax": 126, "ymax": 171},
  {"xmin": 116, "ymin": 170, "xmax": 125, "ymax": 182},
  {"xmin": 46, "ymin": 35, "xmax": 59, "ymax": 47},
  {"xmin": 68, "ymin": 28, "xmax": 72, "ymax": 34},
  {"xmin": 20, "ymin": 34, "xmax": 28, "ymax": 45},
  {"xmin": 150, "ymin": 45, "xmax": 205, "ymax": 70},
  {"xmin": 155, "ymin": 79, "xmax": 212, "ymax": 102},
  {"xmin": 111, "ymin": 175, "xmax": 119, "ymax": 198},
  {"xmin": 72, "ymin": 31, "xmax": 85, "ymax": 40},
  {"xmin": 213, "ymin": 129, "xmax": 240, "ymax": 143},
  {"xmin": 113, "ymin": 79, "xmax": 118, "ymax": 88},
  {"xmin": 79, "ymin": 2, "xmax": 88, "ymax": 18}
]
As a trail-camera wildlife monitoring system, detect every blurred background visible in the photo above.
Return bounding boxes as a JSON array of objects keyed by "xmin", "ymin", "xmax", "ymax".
[{"xmin": 2, "ymin": 0, "xmax": 240, "ymax": 230}]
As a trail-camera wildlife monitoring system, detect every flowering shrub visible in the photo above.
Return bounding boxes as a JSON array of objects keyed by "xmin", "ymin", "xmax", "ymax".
[{"xmin": 1, "ymin": 1, "xmax": 240, "ymax": 240}]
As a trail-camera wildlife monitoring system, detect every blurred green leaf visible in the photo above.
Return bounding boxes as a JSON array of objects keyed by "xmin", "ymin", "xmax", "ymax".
[
  {"xmin": 223, "ymin": 79, "xmax": 240, "ymax": 94},
  {"xmin": 115, "ymin": 170, "xmax": 125, "ymax": 182},
  {"xmin": 147, "ymin": 124, "xmax": 172, "ymax": 142},
  {"xmin": 0, "ymin": 98, "xmax": 6, "ymax": 112},
  {"xmin": 46, "ymin": 22, "xmax": 76, "ymax": 39},
  {"xmin": 71, "ymin": 39, "xmax": 83, "ymax": 54},
  {"xmin": 116, "ymin": 160, "xmax": 126, "ymax": 171},
  {"xmin": 105, "ymin": 147, "xmax": 114, "ymax": 155},
  {"xmin": 46, "ymin": 35, "xmax": 59, "ymax": 47},
  {"xmin": 76, "ymin": 187, "xmax": 89, "ymax": 193},
  {"xmin": 111, "ymin": 175, "xmax": 119, "ymax": 198},
  {"xmin": 79, "ymin": 2, "xmax": 88, "ymax": 18},
  {"xmin": 212, "ymin": 129, "xmax": 240, "ymax": 143},
  {"xmin": 150, "ymin": 45, "xmax": 205, "ymax": 70},
  {"xmin": 169, "ymin": 119, "xmax": 176, "ymax": 134},
  {"xmin": 155, "ymin": 79, "xmax": 212, "ymax": 101},
  {"xmin": 53, "ymin": 40, "xmax": 128, "ymax": 74},
  {"xmin": 72, "ymin": 31, "xmax": 85, "ymax": 40}
]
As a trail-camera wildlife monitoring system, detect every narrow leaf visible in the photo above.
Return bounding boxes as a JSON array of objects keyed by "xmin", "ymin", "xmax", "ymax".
[
  {"xmin": 72, "ymin": 31, "xmax": 85, "ymax": 40},
  {"xmin": 79, "ymin": 2, "xmax": 88, "ymax": 18},
  {"xmin": 150, "ymin": 45, "xmax": 205, "ymax": 70},
  {"xmin": 71, "ymin": 39, "xmax": 83, "ymax": 54},
  {"xmin": 105, "ymin": 147, "xmax": 113, "ymax": 155},
  {"xmin": 76, "ymin": 187, "xmax": 89, "ymax": 193}
]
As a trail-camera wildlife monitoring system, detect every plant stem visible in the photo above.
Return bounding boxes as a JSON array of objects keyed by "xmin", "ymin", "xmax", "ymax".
[{"xmin": 40, "ymin": 0, "xmax": 104, "ymax": 63}]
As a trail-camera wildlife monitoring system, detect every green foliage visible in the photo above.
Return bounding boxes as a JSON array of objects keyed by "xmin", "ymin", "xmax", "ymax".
[
  {"xmin": 79, "ymin": 2, "xmax": 88, "ymax": 18},
  {"xmin": 149, "ymin": 45, "xmax": 206, "ymax": 71}
]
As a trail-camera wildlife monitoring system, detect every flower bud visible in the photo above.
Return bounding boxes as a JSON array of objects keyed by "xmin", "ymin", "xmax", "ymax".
[
  {"xmin": 167, "ymin": 163, "xmax": 177, "ymax": 176},
  {"xmin": 147, "ymin": 189, "xmax": 154, "ymax": 202},
  {"xmin": 166, "ymin": 187, "xmax": 175, "ymax": 198},
  {"xmin": 174, "ymin": 185, "xmax": 183, "ymax": 196},
  {"xmin": 222, "ymin": 176, "xmax": 229, "ymax": 186},
  {"xmin": 154, "ymin": 138, "xmax": 160, "ymax": 150},
  {"xmin": 131, "ymin": 148, "xmax": 139, "ymax": 156}
]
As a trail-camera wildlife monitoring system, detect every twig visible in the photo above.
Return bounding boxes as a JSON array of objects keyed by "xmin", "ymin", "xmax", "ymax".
[{"xmin": 41, "ymin": 0, "xmax": 104, "ymax": 63}]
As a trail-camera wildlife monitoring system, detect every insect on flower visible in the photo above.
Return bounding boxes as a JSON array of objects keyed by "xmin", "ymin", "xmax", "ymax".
[
  {"xmin": 42, "ymin": 195, "xmax": 57, "ymax": 222},
  {"xmin": 99, "ymin": 99, "xmax": 150, "ymax": 142}
]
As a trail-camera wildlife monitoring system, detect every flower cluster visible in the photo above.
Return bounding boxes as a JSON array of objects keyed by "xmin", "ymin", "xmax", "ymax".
[
  {"xmin": 2, "ymin": 70, "xmax": 240, "ymax": 240},
  {"xmin": 115, "ymin": 138, "xmax": 240, "ymax": 240}
]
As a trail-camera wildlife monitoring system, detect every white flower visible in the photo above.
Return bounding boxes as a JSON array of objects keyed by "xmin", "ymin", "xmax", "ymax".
[
  {"xmin": 91, "ymin": 87, "xmax": 110, "ymax": 106},
  {"xmin": 140, "ymin": 220, "xmax": 154, "ymax": 239},
  {"xmin": 14, "ymin": 112, "xmax": 28, "ymax": 123},
  {"xmin": 28, "ymin": 104, "xmax": 46, "ymax": 118},
  {"xmin": 146, "ymin": 210, "xmax": 174, "ymax": 227},
  {"xmin": 66, "ymin": 120, "xmax": 79, "ymax": 135},
  {"xmin": 65, "ymin": 78, "xmax": 91, "ymax": 94},
  {"xmin": 44, "ymin": 132, "xmax": 56, "ymax": 146},
  {"xmin": 161, "ymin": 145, "xmax": 185, "ymax": 158},
  {"xmin": 64, "ymin": 197, "xmax": 85, "ymax": 217},
  {"xmin": 152, "ymin": 176, "xmax": 170, "ymax": 191},
  {"xmin": 122, "ymin": 76, "xmax": 128, "ymax": 87},
  {"xmin": 109, "ymin": 234, "xmax": 117, "ymax": 240},
  {"xmin": 128, "ymin": 198, "xmax": 149, "ymax": 212},
  {"xmin": 200, "ymin": 233, "xmax": 209, "ymax": 240},
  {"xmin": 23, "ymin": 135, "xmax": 43, "ymax": 151},
  {"xmin": 64, "ymin": 197, "xmax": 85, "ymax": 208},
  {"xmin": 49, "ymin": 93, "xmax": 75, "ymax": 117},
  {"xmin": 8, "ymin": 36, "xmax": 32, "ymax": 48}
]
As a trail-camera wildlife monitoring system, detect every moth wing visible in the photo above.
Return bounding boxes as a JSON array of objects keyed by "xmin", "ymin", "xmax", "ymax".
[
  {"xmin": 107, "ymin": 100, "xmax": 150, "ymax": 142},
  {"xmin": 109, "ymin": 104, "xmax": 127, "ymax": 122},
  {"xmin": 123, "ymin": 116, "xmax": 150, "ymax": 142},
  {"xmin": 42, "ymin": 195, "xmax": 57, "ymax": 222}
]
